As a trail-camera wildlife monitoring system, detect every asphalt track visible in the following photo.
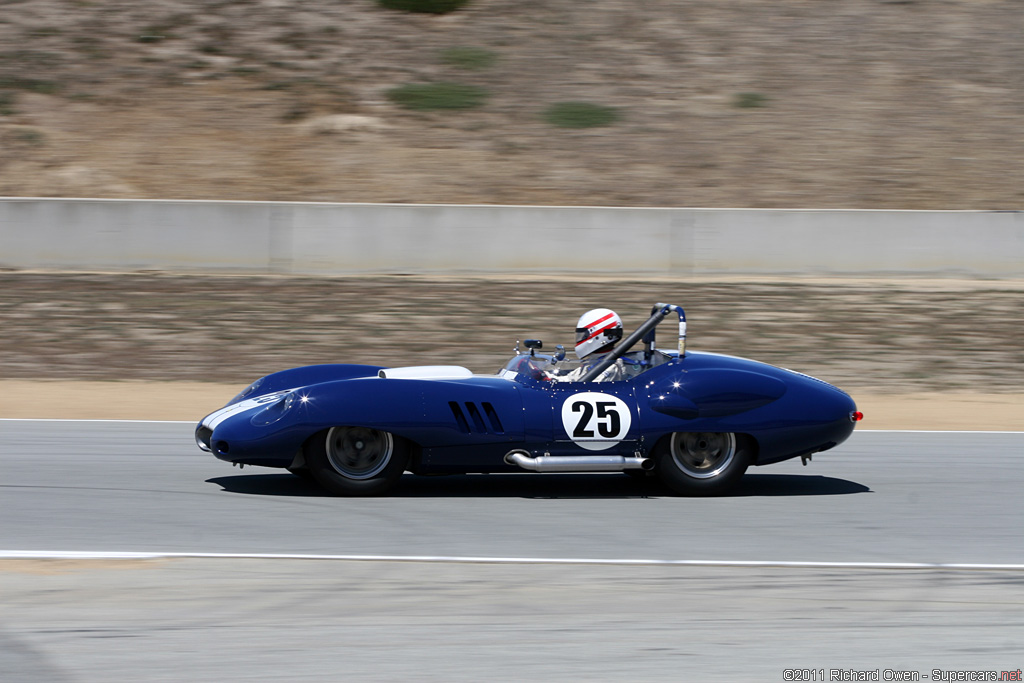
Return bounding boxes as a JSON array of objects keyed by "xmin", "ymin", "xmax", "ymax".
[{"xmin": 2, "ymin": 421, "xmax": 1023, "ymax": 681}]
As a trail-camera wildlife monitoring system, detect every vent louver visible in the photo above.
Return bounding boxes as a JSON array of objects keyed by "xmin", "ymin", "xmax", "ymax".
[{"xmin": 448, "ymin": 401, "xmax": 505, "ymax": 434}]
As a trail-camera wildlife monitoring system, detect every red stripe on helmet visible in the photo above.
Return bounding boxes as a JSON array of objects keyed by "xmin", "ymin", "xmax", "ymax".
[
  {"xmin": 576, "ymin": 319, "xmax": 620, "ymax": 346},
  {"xmin": 585, "ymin": 312, "xmax": 615, "ymax": 330}
]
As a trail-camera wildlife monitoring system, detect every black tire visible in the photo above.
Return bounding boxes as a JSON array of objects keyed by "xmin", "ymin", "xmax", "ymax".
[
  {"xmin": 287, "ymin": 466, "xmax": 314, "ymax": 480},
  {"xmin": 654, "ymin": 432, "xmax": 752, "ymax": 496},
  {"xmin": 304, "ymin": 426, "xmax": 409, "ymax": 496}
]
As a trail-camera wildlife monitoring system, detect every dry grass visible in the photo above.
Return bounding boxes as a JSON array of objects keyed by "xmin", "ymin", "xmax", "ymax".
[{"xmin": 0, "ymin": 1, "xmax": 1021, "ymax": 208}]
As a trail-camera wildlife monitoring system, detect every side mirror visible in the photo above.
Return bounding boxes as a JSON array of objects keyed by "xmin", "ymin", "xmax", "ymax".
[
  {"xmin": 524, "ymin": 339, "xmax": 543, "ymax": 350},
  {"xmin": 554, "ymin": 344, "xmax": 566, "ymax": 361}
]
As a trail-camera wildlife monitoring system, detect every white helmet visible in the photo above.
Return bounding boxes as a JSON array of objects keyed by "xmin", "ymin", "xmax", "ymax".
[{"xmin": 574, "ymin": 308, "xmax": 623, "ymax": 359}]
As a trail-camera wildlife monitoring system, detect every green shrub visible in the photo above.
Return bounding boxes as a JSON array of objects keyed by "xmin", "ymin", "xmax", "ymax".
[
  {"xmin": 14, "ymin": 129, "xmax": 45, "ymax": 146},
  {"xmin": 440, "ymin": 46, "xmax": 497, "ymax": 70},
  {"xmin": 0, "ymin": 91, "xmax": 15, "ymax": 116},
  {"xmin": 378, "ymin": 0, "xmax": 470, "ymax": 13},
  {"xmin": 543, "ymin": 101, "xmax": 619, "ymax": 128},
  {"xmin": 0, "ymin": 76, "xmax": 60, "ymax": 95},
  {"xmin": 0, "ymin": 50, "xmax": 63, "ymax": 67},
  {"xmin": 73, "ymin": 36, "xmax": 106, "ymax": 59},
  {"xmin": 281, "ymin": 103, "xmax": 311, "ymax": 122},
  {"xmin": 137, "ymin": 14, "xmax": 193, "ymax": 43},
  {"xmin": 387, "ymin": 82, "xmax": 488, "ymax": 110},
  {"xmin": 734, "ymin": 92, "xmax": 767, "ymax": 108},
  {"xmin": 29, "ymin": 27, "xmax": 62, "ymax": 38}
]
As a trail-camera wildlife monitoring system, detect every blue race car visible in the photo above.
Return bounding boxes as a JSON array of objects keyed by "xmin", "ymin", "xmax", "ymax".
[{"xmin": 196, "ymin": 303, "xmax": 861, "ymax": 496}]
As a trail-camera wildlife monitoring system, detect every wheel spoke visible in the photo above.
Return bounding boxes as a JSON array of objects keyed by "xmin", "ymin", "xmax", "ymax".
[
  {"xmin": 670, "ymin": 432, "xmax": 736, "ymax": 479},
  {"xmin": 326, "ymin": 427, "xmax": 394, "ymax": 480}
]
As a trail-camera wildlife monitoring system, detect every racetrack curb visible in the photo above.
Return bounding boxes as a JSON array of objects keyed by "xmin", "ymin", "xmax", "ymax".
[{"xmin": 3, "ymin": 551, "xmax": 1024, "ymax": 572}]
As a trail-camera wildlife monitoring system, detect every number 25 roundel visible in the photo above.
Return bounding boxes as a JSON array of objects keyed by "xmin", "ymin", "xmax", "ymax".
[{"xmin": 560, "ymin": 392, "xmax": 632, "ymax": 451}]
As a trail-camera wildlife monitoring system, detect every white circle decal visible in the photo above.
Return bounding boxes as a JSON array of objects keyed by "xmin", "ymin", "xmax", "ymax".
[{"xmin": 560, "ymin": 392, "xmax": 632, "ymax": 451}]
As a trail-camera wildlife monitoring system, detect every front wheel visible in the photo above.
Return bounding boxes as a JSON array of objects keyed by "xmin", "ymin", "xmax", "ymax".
[
  {"xmin": 654, "ymin": 432, "xmax": 752, "ymax": 496},
  {"xmin": 304, "ymin": 426, "xmax": 409, "ymax": 496}
]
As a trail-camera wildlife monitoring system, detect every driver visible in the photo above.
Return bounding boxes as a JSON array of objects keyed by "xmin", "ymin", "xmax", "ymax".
[{"xmin": 556, "ymin": 308, "xmax": 630, "ymax": 382}]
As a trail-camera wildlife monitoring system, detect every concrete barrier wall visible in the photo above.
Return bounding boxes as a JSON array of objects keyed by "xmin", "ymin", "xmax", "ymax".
[{"xmin": 1, "ymin": 198, "xmax": 1021, "ymax": 277}]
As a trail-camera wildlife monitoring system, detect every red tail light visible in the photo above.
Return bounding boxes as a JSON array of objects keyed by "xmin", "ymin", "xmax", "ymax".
[{"xmin": 851, "ymin": 411, "xmax": 864, "ymax": 422}]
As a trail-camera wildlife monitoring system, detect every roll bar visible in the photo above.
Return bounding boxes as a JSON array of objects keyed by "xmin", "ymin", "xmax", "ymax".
[{"xmin": 579, "ymin": 303, "xmax": 686, "ymax": 382}]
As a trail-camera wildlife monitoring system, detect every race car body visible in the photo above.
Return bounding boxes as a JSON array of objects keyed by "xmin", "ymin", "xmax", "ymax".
[{"xmin": 197, "ymin": 303, "xmax": 861, "ymax": 496}]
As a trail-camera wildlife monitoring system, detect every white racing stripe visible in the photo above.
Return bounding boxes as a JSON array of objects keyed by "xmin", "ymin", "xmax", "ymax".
[
  {"xmin": 2, "ymin": 550, "xmax": 1024, "ymax": 571},
  {"xmin": 201, "ymin": 391, "xmax": 291, "ymax": 430}
]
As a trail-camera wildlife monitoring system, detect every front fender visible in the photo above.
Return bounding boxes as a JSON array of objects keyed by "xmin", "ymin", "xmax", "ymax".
[
  {"xmin": 300, "ymin": 375, "xmax": 527, "ymax": 448},
  {"xmin": 226, "ymin": 364, "xmax": 385, "ymax": 406}
]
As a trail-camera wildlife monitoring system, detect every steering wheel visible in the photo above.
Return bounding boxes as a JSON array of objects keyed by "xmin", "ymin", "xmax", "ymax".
[{"xmin": 514, "ymin": 355, "xmax": 549, "ymax": 381}]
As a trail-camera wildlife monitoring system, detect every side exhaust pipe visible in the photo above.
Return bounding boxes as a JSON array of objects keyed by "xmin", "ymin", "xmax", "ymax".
[{"xmin": 504, "ymin": 450, "xmax": 653, "ymax": 473}]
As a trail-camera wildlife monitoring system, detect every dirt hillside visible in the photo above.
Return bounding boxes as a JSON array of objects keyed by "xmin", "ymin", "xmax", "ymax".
[
  {"xmin": 4, "ymin": 272, "xmax": 1022, "ymax": 392},
  {"xmin": 2, "ymin": 272, "xmax": 1022, "ymax": 427},
  {"xmin": 2, "ymin": 0, "xmax": 1022, "ymax": 208}
]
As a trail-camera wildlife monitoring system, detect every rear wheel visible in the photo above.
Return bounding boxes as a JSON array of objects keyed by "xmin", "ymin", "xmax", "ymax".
[
  {"xmin": 305, "ymin": 426, "xmax": 409, "ymax": 496},
  {"xmin": 654, "ymin": 432, "xmax": 751, "ymax": 496}
]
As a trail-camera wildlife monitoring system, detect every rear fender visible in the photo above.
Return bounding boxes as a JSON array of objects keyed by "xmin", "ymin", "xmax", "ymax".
[{"xmin": 647, "ymin": 368, "xmax": 787, "ymax": 420}]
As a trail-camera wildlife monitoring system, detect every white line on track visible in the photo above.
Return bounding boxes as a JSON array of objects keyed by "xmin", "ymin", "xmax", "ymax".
[
  {"xmin": 1, "ymin": 418, "xmax": 1022, "ymax": 434},
  {"xmin": 858, "ymin": 429, "xmax": 1024, "ymax": 434},
  {"xmin": 2, "ymin": 550, "xmax": 1024, "ymax": 572}
]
